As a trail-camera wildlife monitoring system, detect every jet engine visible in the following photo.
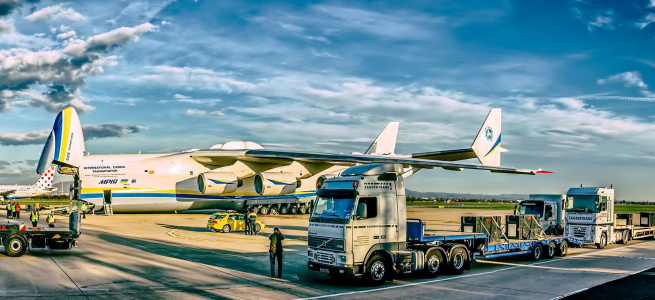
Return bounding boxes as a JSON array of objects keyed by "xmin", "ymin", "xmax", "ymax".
[
  {"xmin": 197, "ymin": 172, "xmax": 239, "ymax": 195},
  {"xmin": 254, "ymin": 172, "xmax": 299, "ymax": 196}
]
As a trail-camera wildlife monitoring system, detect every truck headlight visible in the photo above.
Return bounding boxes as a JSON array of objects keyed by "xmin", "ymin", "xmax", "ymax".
[{"xmin": 339, "ymin": 255, "xmax": 346, "ymax": 263}]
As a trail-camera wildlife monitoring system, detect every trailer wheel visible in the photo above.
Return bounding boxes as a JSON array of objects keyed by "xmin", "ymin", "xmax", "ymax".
[
  {"xmin": 280, "ymin": 205, "xmax": 288, "ymax": 214},
  {"xmin": 543, "ymin": 241, "xmax": 556, "ymax": 259},
  {"xmin": 556, "ymin": 241, "xmax": 568, "ymax": 257},
  {"xmin": 422, "ymin": 249, "xmax": 444, "ymax": 277},
  {"xmin": 596, "ymin": 232, "xmax": 607, "ymax": 249},
  {"xmin": 269, "ymin": 206, "xmax": 278, "ymax": 215},
  {"xmin": 289, "ymin": 206, "xmax": 298, "ymax": 214},
  {"xmin": 447, "ymin": 246, "xmax": 468, "ymax": 275},
  {"xmin": 222, "ymin": 224, "xmax": 231, "ymax": 233},
  {"xmin": 4, "ymin": 234, "xmax": 27, "ymax": 257},
  {"xmin": 618, "ymin": 230, "xmax": 629, "ymax": 245},
  {"xmin": 259, "ymin": 206, "xmax": 270, "ymax": 215},
  {"xmin": 364, "ymin": 253, "xmax": 389, "ymax": 286},
  {"xmin": 528, "ymin": 245, "xmax": 542, "ymax": 261}
]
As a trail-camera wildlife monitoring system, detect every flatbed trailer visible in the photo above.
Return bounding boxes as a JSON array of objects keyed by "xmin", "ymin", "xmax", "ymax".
[
  {"xmin": 407, "ymin": 219, "xmax": 583, "ymax": 261},
  {"xmin": 0, "ymin": 205, "xmax": 81, "ymax": 257}
]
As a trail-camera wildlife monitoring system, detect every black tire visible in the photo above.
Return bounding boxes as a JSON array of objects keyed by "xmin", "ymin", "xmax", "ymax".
[
  {"xmin": 596, "ymin": 232, "xmax": 607, "ymax": 249},
  {"xmin": 447, "ymin": 246, "xmax": 468, "ymax": 275},
  {"xmin": 543, "ymin": 241, "xmax": 556, "ymax": 259},
  {"xmin": 299, "ymin": 206, "xmax": 307, "ymax": 214},
  {"xmin": 259, "ymin": 206, "xmax": 269, "ymax": 215},
  {"xmin": 269, "ymin": 206, "xmax": 278, "ymax": 215},
  {"xmin": 4, "ymin": 234, "xmax": 27, "ymax": 257},
  {"xmin": 528, "ymin": 245, "xmax": 542, "ymax": 261},
  {"xmin": 556, "ymin": 240, "xmax": 568, "ymax": 257},
  {"xmin": 255, "ymin": 223, "xmax": 261, "ymax": 233},
  {"xmin": 618, "ymin": 230, "xmax": 629, "ymax": 245},
  {"xmin": 222, "ymin": 224, "xmax": 231, "ymax": 233},
  {"xmin": 250, "ymin": 207, "xmax": 258, "ymax": 214},
  {"xmin": 364, "ymin": 253, "xmax": 389, "ymax": 286},
  {"xmin": 422, "ymin": 249, "xmax": 444, "ymax": 277},
  {"xmin": 289, "ymin": 206, "xmax": 298, "ymax": 214},
  {"xmin": 279, "ymin": 206, "xmax": 288, "ymax": 214}
]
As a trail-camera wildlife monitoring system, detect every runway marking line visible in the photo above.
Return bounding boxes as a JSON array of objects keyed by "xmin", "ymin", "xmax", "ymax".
[{"xmin": 297, "ymin": 241, "xmax": 655, "ymax": 300}]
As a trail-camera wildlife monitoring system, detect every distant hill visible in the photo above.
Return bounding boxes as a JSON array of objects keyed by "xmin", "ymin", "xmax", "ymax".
[{"xmin": 407, "ymin": 189, "xmax": 528, "ymax": 201}]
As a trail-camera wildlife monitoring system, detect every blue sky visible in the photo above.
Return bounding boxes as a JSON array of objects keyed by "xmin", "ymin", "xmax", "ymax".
[{"xmin": 1, "ymin": 0, "xmax": 655, "ymax": 201}]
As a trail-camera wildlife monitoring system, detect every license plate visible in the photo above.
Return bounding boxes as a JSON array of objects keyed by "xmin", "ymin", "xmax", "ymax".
[{"xmin": 320, "ymin": 268, "xmax": 330, "ymax": 274}]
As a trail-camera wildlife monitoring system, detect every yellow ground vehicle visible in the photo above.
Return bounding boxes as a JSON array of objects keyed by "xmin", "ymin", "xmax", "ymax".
[{"xmin": 207, "ymin": 212, "xmax": 265, "ymax": 233}]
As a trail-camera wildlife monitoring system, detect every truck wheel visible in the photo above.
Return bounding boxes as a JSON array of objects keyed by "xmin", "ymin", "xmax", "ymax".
[
  {"xmin": 596, "ymin": 232, "xmax": 607, "ymax": 249},
  {"xmin": 4, "ymin": 234, "xmax": 27, "ymax": 257},
  {"xmin": 289, "ymin": 206, "xmax": 298, "ymax": 214},
  {"xmin": 618, "ymin": 230, "xmax": 629, "ymax": 245},
  {"xmin": 447, "ymin": 246, "xmax": 468, "ymax": 275},
  {"xmin": 422, "ymin": 249, "xmax": 444, "ymax": 277},
  {"xmin": 259, "ymin": 206, "xmax": 269, "ymax": 215},
  {"xmin": 364, "ymin": 253, "xmax": 389, "ymax": 286},
  {"xmin": 222, "ymin": 225, "xmax": 231, "ymax": 233},
  {"xmin": 280, "ymin": 205, "xmax": 288, "ymax": 214},
  {"xmin": 543, "ymin": 241, "xmax": 556, "ymax": 259},
  {"xmin": 556, "ymin": 241, "xmax": 568, "ymax": 257},
  {"xmin": 269, "ymin": 206, "xmax": 278, "ymax": 215},
  {"xmin": 528, "ymin": 245, "xmax": 542, "ymax": 261}
]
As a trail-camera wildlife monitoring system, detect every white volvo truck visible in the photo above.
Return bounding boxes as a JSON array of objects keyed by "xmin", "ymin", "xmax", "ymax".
[
  {"xmin": 564, "ymin": 186, "xmax": 655, "ymax": 248},
  {"xmin": 307, "ymin": 164, "xmax": 581, "ymax": 285}
]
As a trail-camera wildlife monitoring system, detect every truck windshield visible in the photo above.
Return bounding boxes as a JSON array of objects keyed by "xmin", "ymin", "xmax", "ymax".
[
  {"xmin": 311, "ymin": 196, "xmax": 356, "ymax": 223},
  {"xmin": 517, "ymin": 202, "xmax": 543, "ymax": 216},
  {"xmin": 566, "ymin": 195, "xmax": 599, "ymax": 213}
]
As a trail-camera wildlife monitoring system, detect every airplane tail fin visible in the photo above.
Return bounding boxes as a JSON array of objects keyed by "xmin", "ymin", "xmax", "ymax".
[
  {"xmin": 37, "ymin": 107, "xmax": 85, "ymax": 174},
  {"xmin": 365, "ymin": 122, "xmax": 399, "ymax": 155},
  {"xmin": 35, "ymin": 166, "xmax": 56, "ymax": 188},
  {"xmin": 471, "ymin": 108, "xmax": 507, "ymax": 167}
]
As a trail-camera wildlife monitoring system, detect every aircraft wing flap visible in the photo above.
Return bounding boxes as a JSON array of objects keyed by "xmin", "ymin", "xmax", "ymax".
[
  {"xmin": 245, "ymin": 149, "xmax": 546, "ymax": 175},
  {"xmin": 411, "ymin": 148, "xmax": 477, "ymax": 161}
]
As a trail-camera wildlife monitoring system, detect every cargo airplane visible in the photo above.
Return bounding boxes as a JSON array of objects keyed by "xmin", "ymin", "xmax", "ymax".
[
  {"xmin": 0, "ymin": 166, "xmax": 57, "ymax": 201},
  {"xmin": 36, "ymin": 107, "xmax": 549, "ymax": 213}
]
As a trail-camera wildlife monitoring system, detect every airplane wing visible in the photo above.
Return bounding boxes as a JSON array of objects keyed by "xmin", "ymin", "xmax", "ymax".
[
  {"xmin": 242, "ymin": 149, "xmax": 549, "ymax": 175},
  {"xmin": 411, "ymin": 149, "xmax": 477, "ymax": 161}
]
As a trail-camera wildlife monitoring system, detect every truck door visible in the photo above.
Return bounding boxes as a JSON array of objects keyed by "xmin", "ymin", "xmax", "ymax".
[
  {"xmin": 544, "ymin": 204, "xmax": 555, "ymax": 229},
  {"xmin": 379, "ymin": 195, "xmax": 399, "ymax": 249},
  {"xmin": 352, "ymin": 197, "xmax": 379, "ymax": 259}
]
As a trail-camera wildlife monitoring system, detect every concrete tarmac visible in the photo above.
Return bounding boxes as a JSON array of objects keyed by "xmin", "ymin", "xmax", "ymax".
[{"xmin": 0, "ymin": 207, "xmax": 653, "ymax": 299}]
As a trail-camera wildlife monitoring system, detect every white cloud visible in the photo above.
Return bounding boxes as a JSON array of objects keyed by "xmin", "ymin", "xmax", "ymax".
[
  {"xmin": 185, "ymin": 109, "xmax": 206, "ymax": 116},
  {"xmin": 0, "ymin": 18, "xmax": 15, "ymax": 34},
  {"xmin": 56, "ymin": 30, "xmax": 76, "ymax": 40},
  {"xmin": 598, "ymin": 71, "xmax": 648, "ymax": 89},
  {"xmin": 587, "ymin": 12, "xmax": 614, "ymax": 31},
  {"xmin": 63, "ymin": 23, "xmax": 158, "ymax": 59},
  {"xmin": 636, "ymin": 14, "xmax": 655, "ymax": 30},
  {"xmin": 649, "ymin": 0, "xmax": 655, "ymax": 8},
  {"xmin": 210, "ymin": 110, "xmax": 224, "ymax": 116},
  {"xmin": 25, "ymin": 4, "xmax": 86, "ymax": 23}
]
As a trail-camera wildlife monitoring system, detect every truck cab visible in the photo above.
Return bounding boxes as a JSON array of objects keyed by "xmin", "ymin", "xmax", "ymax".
[
  {"xmin": 516, "ymin": 194, "xmax": 566, "ymax": 235},
  {"xmin": 564, "ymin": 187, "xmax": 614, "ymax": 248},
  {"xmin": 307, "ymin": 164, "xmax": 407, "ymax": 282}
]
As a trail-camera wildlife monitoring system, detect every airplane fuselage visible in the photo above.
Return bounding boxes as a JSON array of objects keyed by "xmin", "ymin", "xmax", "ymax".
[{"xmin": 0, "ymin": 185, "xmax": 54, "ymax": 200}]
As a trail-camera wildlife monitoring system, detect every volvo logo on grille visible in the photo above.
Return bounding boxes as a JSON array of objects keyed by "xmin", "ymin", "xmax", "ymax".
[{"xmin": 318, "ymin": 238, "xmax": 333, "ymax": 249}]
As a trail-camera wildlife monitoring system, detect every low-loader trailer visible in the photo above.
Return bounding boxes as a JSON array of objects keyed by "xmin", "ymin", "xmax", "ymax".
[{"xmin": 307, "ymin": 164, "xmax": 581, "ymax": 285}]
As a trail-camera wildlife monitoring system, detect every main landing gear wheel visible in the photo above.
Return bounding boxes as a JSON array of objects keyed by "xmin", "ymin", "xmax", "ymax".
[
  {"xmin": 279, "ymin": 206, "xmax": 288, "ymax": 214},
  {"xmin": 269, "ymin": 206, "xmax": 278, "ymax": 215},
  {"xmin": 222, "ymin": 224, "xmax": 231, "ymax": 233},
  {"xmin": 299, "ymin": 206, "xmax": 308, "ymax": 214},
  {"xmin": 259, "ymin": 206, "xmax": 269, "ymax": 215},
  {"xmin": 289, "ymin": 206, "xmax": 298, "ymax": 214}
]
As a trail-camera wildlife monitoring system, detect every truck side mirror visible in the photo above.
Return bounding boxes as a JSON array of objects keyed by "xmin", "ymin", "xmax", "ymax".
[
  {"xmin": 357, "ymin": 203, "xmax": 367, "ymax": 219},
  {"xmin": 377, "ymin": 172, "xmax": 397, "ymax": 181}
]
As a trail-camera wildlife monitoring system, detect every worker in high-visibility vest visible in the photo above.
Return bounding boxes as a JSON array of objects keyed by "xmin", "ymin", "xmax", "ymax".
[
  {"xmin": 46, "ymin": 212, "xmax": 56, "ymax": 228},
  {"xmin": 30, "ymin": 208, "xmax": 39, "ymax": 227},
  {"xmin": 9, "ymin": 201, "xmax": 16, "ymax": 219},
  {"xmin": 5, "ymin": 201, "xmax": 11, "ymax": 218},
  {"xmin": 81, "ymin": 202, "xmax": 88, "ymax": 219}
]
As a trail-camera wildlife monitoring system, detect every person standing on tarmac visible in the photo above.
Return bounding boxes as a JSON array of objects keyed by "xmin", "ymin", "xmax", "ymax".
[
  {"xmin": 6, "ymin": 201, "xmax": 11, "ymax": 218},
  {"xmin": 47, "ymin": 211, "xmax": 56, "ymax": 228},
  {"xmin": 30, "ymin": 208, "xmax": 39, "ymax": 227},
  {"xmin": 268, "ymin": 227, "xmax": 284, "ymax": 278},
  {"xmin": 81, "ymin": 202, "xmax": 87, "ymax": 219},
  {"xmin": 9, "ymin": 201, "xmax": 16, "ymax": 219},
  {"xmin": 249, "ymin": 212, "xmax": 258, "ymax": 235},
  {"xmin": 244, "ymin": 211, "xmax": 251, "ymax": 235},
  {"xmin": 14, "ymin": 202, "xmax": 20, "ymax": 220}
]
